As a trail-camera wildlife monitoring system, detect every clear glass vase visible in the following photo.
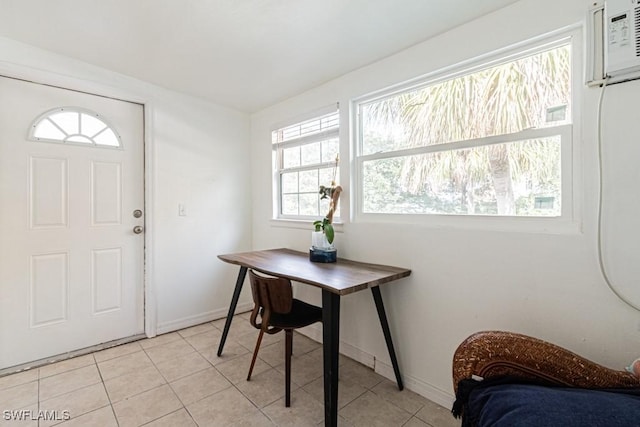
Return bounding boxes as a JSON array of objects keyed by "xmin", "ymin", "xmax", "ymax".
[{"xmin": 311, "ymin": 231, "xmax": 333, "ymax": 250}]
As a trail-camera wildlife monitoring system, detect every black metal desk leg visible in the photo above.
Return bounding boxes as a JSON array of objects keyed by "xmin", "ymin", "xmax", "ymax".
[
  {"xmin": 217, "ymin": 266, "xmax": 248, "ymax": 356},
  {"xmin": 371, "ymin": 286, "xmax": 403, "ymax": 390},
  {"xmin": 322, "ymin": 289, "xmax": 340, "ymax": 427}
]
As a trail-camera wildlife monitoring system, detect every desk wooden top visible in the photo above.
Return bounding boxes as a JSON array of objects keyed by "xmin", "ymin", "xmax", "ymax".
[{"xmin": 218, "ymin": 248, "xmax": 411, "ymax": 296}]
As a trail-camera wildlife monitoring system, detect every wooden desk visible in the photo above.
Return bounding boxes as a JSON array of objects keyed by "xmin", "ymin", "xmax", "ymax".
[{"xmin": 217, "ymin": 248, "xmax": 411, "ymax": 427}]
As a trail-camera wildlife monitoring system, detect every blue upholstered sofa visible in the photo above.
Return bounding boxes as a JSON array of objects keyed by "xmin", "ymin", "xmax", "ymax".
[{"xmin": 451, "ymin": 331, "xmax": 640, "ymax": 426}]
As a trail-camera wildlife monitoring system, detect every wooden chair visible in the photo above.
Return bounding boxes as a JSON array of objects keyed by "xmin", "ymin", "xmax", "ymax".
[{"xmin": 247, "ymin": 269, "xmax": 323, "ymax": 407}]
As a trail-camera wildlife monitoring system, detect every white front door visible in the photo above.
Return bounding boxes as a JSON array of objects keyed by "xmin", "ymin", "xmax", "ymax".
[{"xmin": 0, "ymin": 76, "xmax": 145, "ymax": 370}]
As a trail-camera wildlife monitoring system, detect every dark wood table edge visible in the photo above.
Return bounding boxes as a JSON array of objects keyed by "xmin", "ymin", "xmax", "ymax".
[{"xmin": 217, "ymin": 249, "xmax": 411, "ymax": 296}]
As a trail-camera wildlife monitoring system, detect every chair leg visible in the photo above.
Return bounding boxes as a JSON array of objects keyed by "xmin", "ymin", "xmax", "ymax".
[
  {"xmin": 285, "ymin": 329, "xmax": 293, "ymax": 407},
  {"xmin": 247, "ymin": 329, "xmax": 264, "ymax": 381}
]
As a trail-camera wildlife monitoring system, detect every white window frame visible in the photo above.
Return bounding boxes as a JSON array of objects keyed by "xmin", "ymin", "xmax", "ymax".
[
  {"xmin": 351, "ymin": 28, "xmax": 582, "ymax": 233},
  {"xmin": 272, "ymin": 105, "xmax": 340, "ymax": 222},
  {"xmin": 28, "ymin": 106, "xmax": 123, "ymax": 149}
]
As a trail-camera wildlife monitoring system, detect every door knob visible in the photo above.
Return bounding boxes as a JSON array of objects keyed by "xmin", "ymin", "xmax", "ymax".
[{"xmin": 133, "ymin": 226, "xmax": 144, "ymax": 234}]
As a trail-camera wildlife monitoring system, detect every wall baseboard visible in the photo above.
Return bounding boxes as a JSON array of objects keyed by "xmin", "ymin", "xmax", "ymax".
[
  {"xmin": 156, "ymin": 302, "xmax": 253, "ymax": 335},
  {"xmin": 297, "ymin": 324, "xmax": 455, "ymax": 409},
  {"xmin": 301, "ymin": 324, "xmax": 375, "ymax": 369},
  {"xmin": 373, "ymin": 358, "xmax": 454, "ymax": 409}
]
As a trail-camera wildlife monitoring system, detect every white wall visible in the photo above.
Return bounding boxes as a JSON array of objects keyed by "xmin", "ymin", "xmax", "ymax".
[
  {"xmin": 152, "ymin": 93, "xmax": 253, "ymax": 333},
  {"xmin": 251, "ymin": 0, "xmax": 640, "ymax": 406},
  {"xmin": 0, "ymin": 37, "xmax": 254, "ymax": 335}
]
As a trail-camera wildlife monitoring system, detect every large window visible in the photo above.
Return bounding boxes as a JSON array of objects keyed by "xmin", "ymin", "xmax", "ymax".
[
  {"xmin": 273, "ymin": 109, "xmax": 340, "ymax": 220},
  {"xmin": 356, "ymin": 37, "xmax": 573, "ymax": 218}
]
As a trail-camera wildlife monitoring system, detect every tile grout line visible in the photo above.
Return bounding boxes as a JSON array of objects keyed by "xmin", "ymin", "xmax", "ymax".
[
  {"xmin": 93, "ymin": 328, "xmax": 229, "ymax": 425},
  {"xmin": 92, "ymin": 352, "xmax": 121, "ymax": 427},
  {"xmin": 37, "ymin": 367, "xmax": 40, "ymax": 427},
  {"xmin": 190, "ymin": 333, "xmax": 280, "ymax": 425},
  {"xmin": 139, "ymin": 336, "xmax": 202, "ymax": 427},
  {"xmin": 185, "ymin": 341, "xmax": 260, "ymax": 424},
  {"xmin": 191, "ymin": 319, "xmax": 286, "ymax": 425}
]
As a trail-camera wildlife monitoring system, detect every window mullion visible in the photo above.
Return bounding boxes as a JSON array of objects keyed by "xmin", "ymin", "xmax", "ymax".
[
  {"xmin": 279, "ymin": 162, "xmax": 336, "ymax": 174},
  {"xmin": 359, "ymin": 125, "xmax": 571, "ymax": 162},
  {"xmin": 273, "ymin": 128, "xmax": 339, "ymax": 150}
]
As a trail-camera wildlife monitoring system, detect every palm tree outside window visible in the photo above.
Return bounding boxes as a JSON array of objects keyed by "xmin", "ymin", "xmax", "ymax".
[{"xmin": 356, "ymin": 35, "xmax": 573, "ymax": 218}]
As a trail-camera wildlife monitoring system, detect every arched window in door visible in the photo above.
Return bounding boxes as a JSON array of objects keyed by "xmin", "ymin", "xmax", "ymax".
[{"xmin": 28, "ymin": 107, "xmax": 122, "ymax": 148}]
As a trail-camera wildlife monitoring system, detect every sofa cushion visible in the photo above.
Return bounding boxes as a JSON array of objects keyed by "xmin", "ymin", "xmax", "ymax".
[{"xmin": 467, "ymin": 384, "xmax": 640, "ymax": 427}]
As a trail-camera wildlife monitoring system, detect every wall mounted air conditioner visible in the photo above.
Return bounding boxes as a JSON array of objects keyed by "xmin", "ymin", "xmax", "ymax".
[
  {"xmin": 586, "ymin": 0, "xmax": 640, "ymax": 85},
  {"xmin": 605, "ymin": 0, "xmax": 640, "ymax": 78}
]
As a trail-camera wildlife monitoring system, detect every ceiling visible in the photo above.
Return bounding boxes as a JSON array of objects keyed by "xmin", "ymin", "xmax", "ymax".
[{"xmin": 0, "ymin": 0, "xmax": 520, "ymax": 113}]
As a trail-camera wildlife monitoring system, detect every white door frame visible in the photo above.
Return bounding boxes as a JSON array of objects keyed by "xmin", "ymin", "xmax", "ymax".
[{"xmin": 0, "ymin": 61, "xmax": 158, "ymax": 339}]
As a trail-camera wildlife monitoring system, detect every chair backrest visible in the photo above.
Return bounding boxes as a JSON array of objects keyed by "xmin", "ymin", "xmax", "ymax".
[{"xmin": 248, "ymin": 270, "xmax": 293, "ymax": 333}]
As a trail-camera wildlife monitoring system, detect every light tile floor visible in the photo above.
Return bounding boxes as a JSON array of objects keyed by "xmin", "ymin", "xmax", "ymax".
[{"xmin": 0, "ymin": 312, "xmax": 460, "ymax": 427}]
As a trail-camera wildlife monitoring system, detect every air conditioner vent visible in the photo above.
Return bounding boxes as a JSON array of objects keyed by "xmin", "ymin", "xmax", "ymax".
[{"xmin": 636, "ymin": 6, "xmax": 640, "ymax": 56}]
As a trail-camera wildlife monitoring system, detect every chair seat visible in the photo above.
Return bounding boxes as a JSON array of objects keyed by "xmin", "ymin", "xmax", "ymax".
[{"xmin": 270, "ymin": 299, "xmax": 322, "ymax": 329}]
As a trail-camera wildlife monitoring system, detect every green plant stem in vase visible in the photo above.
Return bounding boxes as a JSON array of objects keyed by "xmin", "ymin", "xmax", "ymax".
[
  {"xmin": 314, "ymin": 187, "xmax": 342, "ymax": 244},
  {"xmin": 312, "ymin": 155, "xmax": 341, "ymax": 250}
]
